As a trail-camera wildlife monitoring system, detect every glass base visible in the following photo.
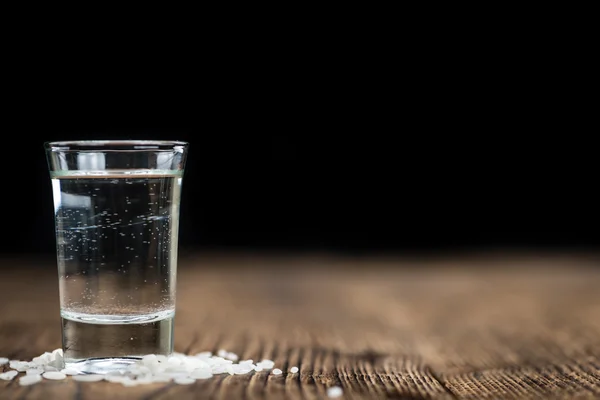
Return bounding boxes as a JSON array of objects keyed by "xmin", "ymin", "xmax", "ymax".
[
  {"xmin": 65, "ymin": 357, "xmax": 140, "ymax": 374},
  {"xmin": 60, "ymin": 311, "xmax": 174, "ymax": 374}
]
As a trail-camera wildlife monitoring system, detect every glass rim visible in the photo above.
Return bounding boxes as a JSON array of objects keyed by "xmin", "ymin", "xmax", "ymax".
[{"xmin": 45, "ymin": 140, "xmax": 189, "ymax": 152}]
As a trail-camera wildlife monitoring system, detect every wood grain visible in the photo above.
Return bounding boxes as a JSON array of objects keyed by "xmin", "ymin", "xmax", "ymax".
[{"xmin": 1, "ymin": 252, "xmax": 599, "ymax": 399}]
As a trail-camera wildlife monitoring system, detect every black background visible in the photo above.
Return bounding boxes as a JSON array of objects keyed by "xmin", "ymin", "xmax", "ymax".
[
  {"xmin": 0, "ymin": 4, "xmax": 596, "ymax": 261},
  {"xmin": 0, "ymin": 128, "xmax": 597, "ymax": 259}
]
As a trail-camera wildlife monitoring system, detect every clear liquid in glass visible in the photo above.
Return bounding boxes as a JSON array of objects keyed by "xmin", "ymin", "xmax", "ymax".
[{"xmin": 51, "ymin": 171, "xmax": 182, "ymax": 373}]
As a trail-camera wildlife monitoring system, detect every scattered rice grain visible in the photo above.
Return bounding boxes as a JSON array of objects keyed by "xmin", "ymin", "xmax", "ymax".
[
  {"xmin": 19, "ymin": 374, "xmax": 42, "ymax": 386},
  {"xmin": 327, "ymin": 386, "xmax": 343, "ymax": 398},
  {"xmin": 26, "ymin": 368, "xmax": 44, "ymax": 376},
  {"xmin": 174, "ymin": 377, "xmax": 196, "ymax": 385},
  {"xmin": 72, "ymin": 374, "xmax": 104, "ymax": 382},
  {"xmin": 43, "ymin": 371, "xmax": 67, "ymax": 380},
  {"xmin": 60, "ymin": 368, "xmax": 81, "ymax": 376},
  {"xmin": 0, "ymin": 370, "xmax": 18, "ymax": 381},
  {"xmin": 3, "ymin": 348, "xmax": 267, "ymax": 386}
]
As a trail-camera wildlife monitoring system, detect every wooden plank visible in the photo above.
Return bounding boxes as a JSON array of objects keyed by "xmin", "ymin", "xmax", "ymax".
[
  {"xmin": 392, "ymin": 258, "xmax": 600, "ymax": 399},
  {"xmin": 444, "ymin": 358, "xmax": 600, "ymax": 399},
  {"xmin": 1, "ymin": 253, "xmax": 599, "ymax": 399}
]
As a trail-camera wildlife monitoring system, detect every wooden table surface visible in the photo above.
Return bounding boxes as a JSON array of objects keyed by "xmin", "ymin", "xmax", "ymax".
[{"xmin": 1, "ymin": 252, "xmax": 600, "ymax": 399}]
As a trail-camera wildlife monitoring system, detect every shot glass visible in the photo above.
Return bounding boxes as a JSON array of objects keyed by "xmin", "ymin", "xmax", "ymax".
[{"xmin": 45, "ymin": 140, "xmax": 189, "ymax": 373}]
